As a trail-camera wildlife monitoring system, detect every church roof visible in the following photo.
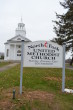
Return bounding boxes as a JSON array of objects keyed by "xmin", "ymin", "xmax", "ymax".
[{"xmin": 4, "ymin": 34, "xmax": 31, "ymax": 44}]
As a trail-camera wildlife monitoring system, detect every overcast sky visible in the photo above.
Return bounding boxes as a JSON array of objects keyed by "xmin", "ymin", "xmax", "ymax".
[{"xmin": 0, "ymin": 0, "xmax": 71, "ymax": 58}]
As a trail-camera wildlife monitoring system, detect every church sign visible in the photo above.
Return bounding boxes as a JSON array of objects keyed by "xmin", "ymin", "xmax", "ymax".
[{"xmin": 23, "ymin": 41, "xmax": 63, "ymax": 68}]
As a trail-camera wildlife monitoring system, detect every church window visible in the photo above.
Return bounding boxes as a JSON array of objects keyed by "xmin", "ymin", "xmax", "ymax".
[
  {"xmin": 17, "ymin": 54, "xmax": 21, "ymax": 56},
  {"xmin": 17, "ymin": 50, "xmax": 21, "ymax": 53},
  {"xmin": 6, "ymin": 49, "xmax": 9, "ymax": 57},
  {"xmin": 17, "ymin": 50, "xmax": 21, "ymax": 56},
  {"xmin": 18, "ymin": 45, "xmax": 21, "ymax": 48}
]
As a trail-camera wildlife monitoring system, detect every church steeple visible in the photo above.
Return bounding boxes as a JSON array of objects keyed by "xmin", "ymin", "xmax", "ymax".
[{"xmin": 15, "ymin": 19, "xmax": 26, "ymax": 37}]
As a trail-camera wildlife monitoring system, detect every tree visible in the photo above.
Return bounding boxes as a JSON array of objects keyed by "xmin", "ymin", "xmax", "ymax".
[{"xmin": 52, "ymin": 0, "xmax": 73, "ymax": 65}]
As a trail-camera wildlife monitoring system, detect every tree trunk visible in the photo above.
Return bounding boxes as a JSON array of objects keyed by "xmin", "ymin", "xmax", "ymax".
[{"xmin": 70, "ymin": 57, "xmax": 73, "ymax": 66}]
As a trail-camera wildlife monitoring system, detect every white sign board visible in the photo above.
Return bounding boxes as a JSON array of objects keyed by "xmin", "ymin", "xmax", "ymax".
[{"xmin": 23, "ymin": 41, "xmax": 63, "ymax": 68}]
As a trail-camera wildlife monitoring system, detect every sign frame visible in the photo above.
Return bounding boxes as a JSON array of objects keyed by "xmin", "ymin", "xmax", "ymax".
[
  {"xmin": 23, "ymin": 41, "xmax": 63, "ymax": 68},
  {"xmin": 20, "ymin": 41, "xmax": 66, "ymax": 94}
]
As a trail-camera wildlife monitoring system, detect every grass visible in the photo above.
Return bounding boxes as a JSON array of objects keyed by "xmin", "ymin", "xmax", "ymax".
[
  {"xmin": 0, "ymin": 64, "xmax": 73, "ymax": 110},
  {"xmin": 0, "ymin": 61, "xmax": 12, "ymax": 67},
  {"xmin": 66, "ymin": 63, "xmax": 73, "ymax": 66}
]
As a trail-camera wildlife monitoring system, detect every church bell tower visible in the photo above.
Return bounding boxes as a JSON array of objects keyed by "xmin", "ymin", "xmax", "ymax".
[{"xmin": 15, "ymin": 18, "xmax": 26, "ymax": 37}]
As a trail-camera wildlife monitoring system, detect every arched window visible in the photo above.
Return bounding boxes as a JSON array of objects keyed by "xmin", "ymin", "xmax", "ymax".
[
  {"xmin": 17, "ymin": 50, "xmax": 21, "ymax": 56},
  {"xmin": 17, "ymin": 50, "xmax": 21, "ymax": 53}
]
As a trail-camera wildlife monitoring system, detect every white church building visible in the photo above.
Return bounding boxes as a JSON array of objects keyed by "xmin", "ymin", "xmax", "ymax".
[{"xmin": 4, "ymin": 21, "xmax": 31, "ymax": 61}]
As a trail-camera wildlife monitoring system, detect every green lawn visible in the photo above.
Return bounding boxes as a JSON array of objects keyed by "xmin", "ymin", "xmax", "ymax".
[
  {"xmin": 66, "ymin": 63, "xmax": 73, "ymax": 66},
  {"xmin": 0, "ymin": 64, "xmax": 73, "ymax": 110},
  {"xmin": 0, "ymin": 62, "xmax": 12, "ymax": 67}
]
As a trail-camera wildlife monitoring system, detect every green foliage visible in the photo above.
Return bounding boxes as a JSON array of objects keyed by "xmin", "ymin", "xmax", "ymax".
[
  {"xmin": 52, "ymin": 0, "xmax": 73, "ymax": 52},
  {"xmin": 0, "ymin": 55, "xmax": 4, "ymax": 59}
]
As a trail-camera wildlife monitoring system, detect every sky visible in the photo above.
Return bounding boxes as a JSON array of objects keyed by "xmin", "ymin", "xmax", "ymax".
[{"xmin": 0, "ymin": 0, "xmax": 71, "ymax": 59}]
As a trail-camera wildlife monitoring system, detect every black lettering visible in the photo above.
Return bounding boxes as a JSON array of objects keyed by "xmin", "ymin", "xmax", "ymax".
[{"xmin": 27, "ymin": 52, "xmax": 32, "ymax": 55}]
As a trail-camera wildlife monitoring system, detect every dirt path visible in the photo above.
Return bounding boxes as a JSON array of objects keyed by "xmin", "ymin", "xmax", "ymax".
[
  {"xmin": 0, "ymin": 63, "xmax": 19, "ymax": 72},
  {"xmin": 0, "ymin": 62, "xmax": 73, "ymax": 72}
]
